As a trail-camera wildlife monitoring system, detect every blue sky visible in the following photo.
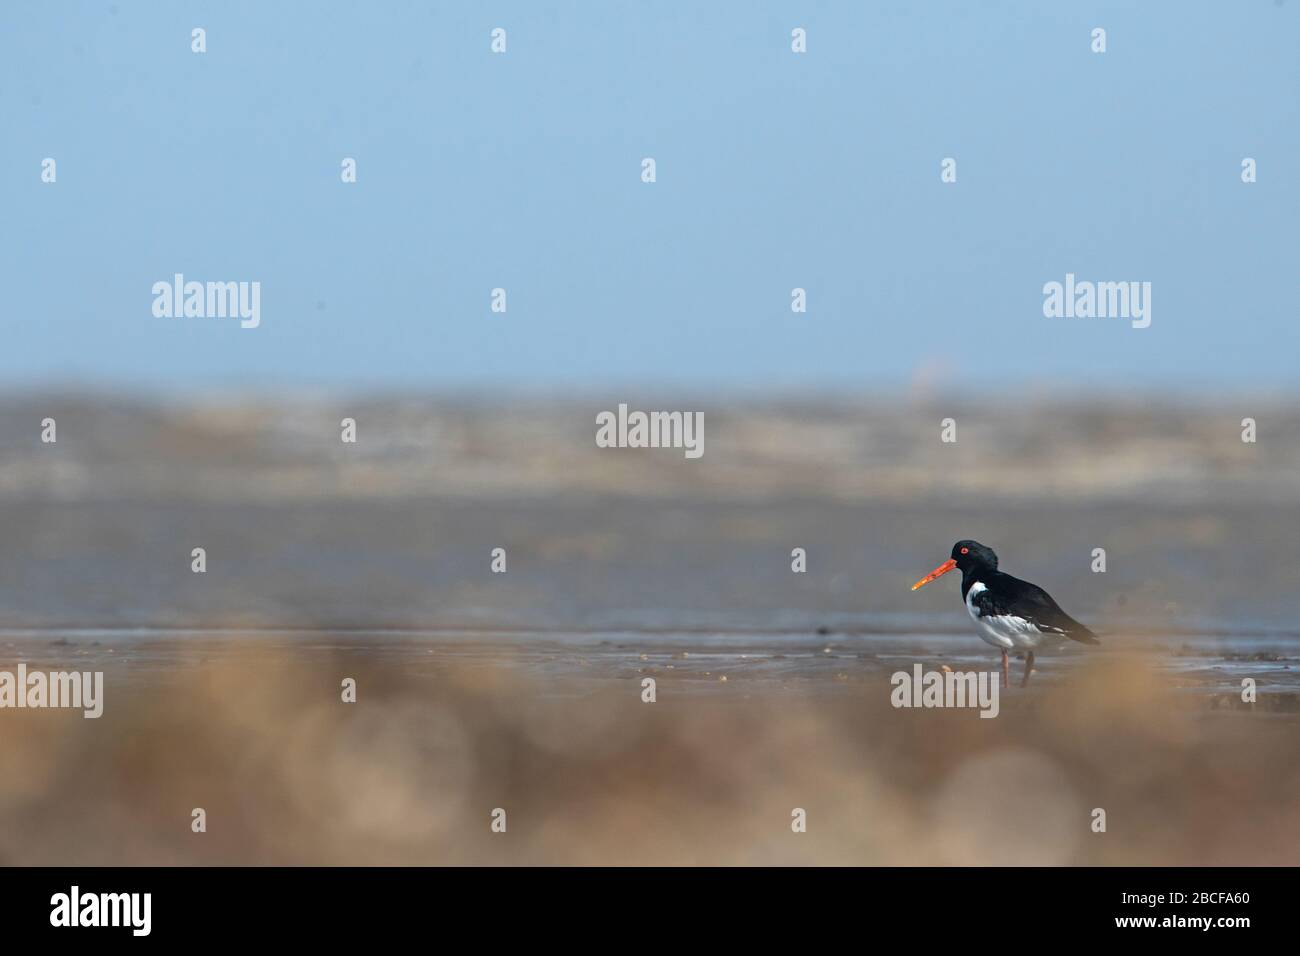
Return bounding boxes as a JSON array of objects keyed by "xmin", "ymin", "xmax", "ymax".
[{"xmin": 2, "ymin": 1, "xmax": 1297, "ymax": 394}]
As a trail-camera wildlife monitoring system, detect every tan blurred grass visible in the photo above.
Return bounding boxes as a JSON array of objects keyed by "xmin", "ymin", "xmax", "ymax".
[{"xmin": 0, "ymin": 642, "xmax": 1295, "ymax": 866}]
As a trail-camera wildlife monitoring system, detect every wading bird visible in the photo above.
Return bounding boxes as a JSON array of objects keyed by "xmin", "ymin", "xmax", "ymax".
[{"xmin": 911, "ymin": 540, "xmax": 1099, "ymax": 687}]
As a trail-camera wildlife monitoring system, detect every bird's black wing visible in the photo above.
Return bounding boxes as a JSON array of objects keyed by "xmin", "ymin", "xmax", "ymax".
[{"xmin": 983, "ymin": 571, "xmax": 1100, "ymax": 645}]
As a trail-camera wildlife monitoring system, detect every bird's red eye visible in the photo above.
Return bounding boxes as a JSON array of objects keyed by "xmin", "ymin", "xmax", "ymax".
[{"xmin": 960, "ymin": 547, "xmax": 969, "ymax": 554}]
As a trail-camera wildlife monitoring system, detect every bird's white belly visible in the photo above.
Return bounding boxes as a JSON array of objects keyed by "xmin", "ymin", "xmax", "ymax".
[{"xmin": 965, "ymin": 582, "xmax": 1060, "ymax": 650}]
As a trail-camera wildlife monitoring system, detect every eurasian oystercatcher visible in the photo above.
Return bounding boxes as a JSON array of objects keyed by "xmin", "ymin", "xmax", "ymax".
[{"xmin": 911, "ymin": 540, "xmax": 1099, "ymax": 687}]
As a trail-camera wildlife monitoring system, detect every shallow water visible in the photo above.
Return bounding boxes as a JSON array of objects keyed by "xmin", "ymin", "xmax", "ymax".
[{"xmin": 4, "ymin": 620, "xmax": 1297, "ymax": 704}]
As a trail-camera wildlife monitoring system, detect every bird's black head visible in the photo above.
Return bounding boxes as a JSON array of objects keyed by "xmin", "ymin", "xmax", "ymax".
[
  {"xmin": 911, "ymin": 540, "xmax": 999, "ymax": 591},
  {"xmin": 951, "ymin": 539, "xmax": 998, "ymax": 574}
]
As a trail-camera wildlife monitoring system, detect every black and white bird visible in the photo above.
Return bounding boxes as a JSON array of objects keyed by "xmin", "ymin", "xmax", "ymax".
[{"xmin": 911, "ymin": 540, "xmax": 1099, "ymax": 687}]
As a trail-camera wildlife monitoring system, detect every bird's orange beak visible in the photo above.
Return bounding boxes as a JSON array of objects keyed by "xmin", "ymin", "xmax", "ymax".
[{"xmin": 911, "ymin": 558, "xmax": 957, "ymax": 591}]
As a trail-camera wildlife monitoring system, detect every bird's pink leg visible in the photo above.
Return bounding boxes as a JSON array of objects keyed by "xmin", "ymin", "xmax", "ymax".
[
  {"xmin": 1000, "ymin": 650, "xmax": 1009, "ymax": 688},
  {"xmin": 1021, "ymin": 651, "xmax": 1035, "ymax": 688}
]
